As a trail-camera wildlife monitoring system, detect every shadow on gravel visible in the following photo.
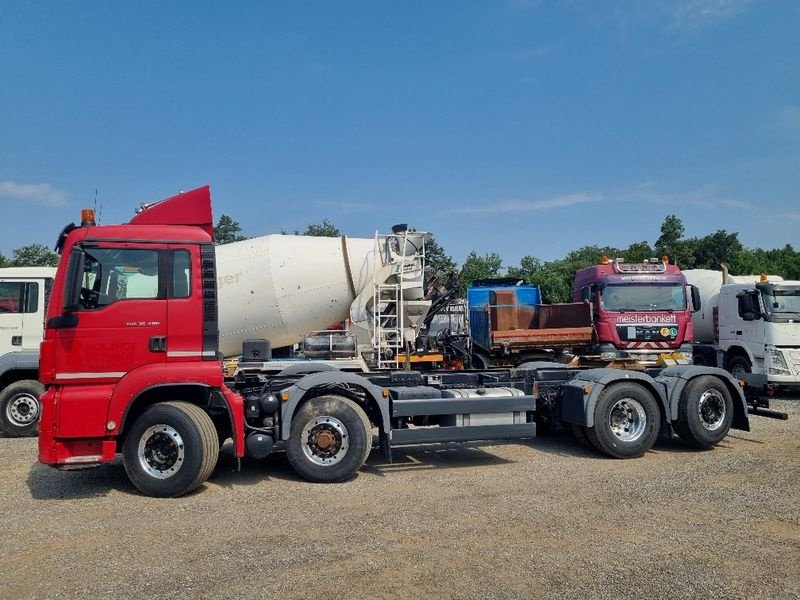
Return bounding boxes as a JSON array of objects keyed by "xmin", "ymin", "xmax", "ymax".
[
  {"xmin": 362, "ymin": 442, "xmax": 516, "ymax": 476},
  {"xmin": 27, "ymin": 459, "xmax": 136, "ymax": 500}
]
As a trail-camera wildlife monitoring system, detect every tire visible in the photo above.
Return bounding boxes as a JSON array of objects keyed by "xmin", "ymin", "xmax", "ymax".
[
  {"xmin": 585, "ymin": 383, "xmax": 660, "ymax": 459},
  {"xmin": 0, "ymin": 379, "xmax": 44, "ymax": 437},
  {"xmin": 726, "ymin": 355, "xmax": 751, "ymax": 380},
  {"xmin": 287, "ymin": 395, "xmax": 371, "ymax": 483},
  {"xmin": 673, "ymin": 375, "xmax": 734, "ymax": 448},
  {"xmin": 571, "ymin": 424, "xmax": 592, "ymax": 448},
  {"xmin": 122, "ymin": 401, "xmax": 219, "ymax": 497}
]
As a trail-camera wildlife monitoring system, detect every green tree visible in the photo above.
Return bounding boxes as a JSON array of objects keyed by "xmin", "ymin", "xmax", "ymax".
[
  {"xmin": 304, "ymin": 219, "xmax": 340, "ymax": 237},
  {"xmin": 425, "ymin": 235, "xmax": 458, "ymax": 290},
  {"xmin": 458, "ymin": 251, "xmax": 503, "ymax": 294},
  {"xmin": 214, "ymin": 214, "xmax": 248, "ymax": 244},
  {"xmin": 690, "ymin": 230, "xmax": 743, "ymax": 270},
  {"xmin": 10, "ymin": 244, "xmax": 60, "ymax": 267}
]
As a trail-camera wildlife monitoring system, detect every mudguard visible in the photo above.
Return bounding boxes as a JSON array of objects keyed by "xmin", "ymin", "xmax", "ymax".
[
  {"xmin": 560, "ymin": 368, "xmax": 667, "ymax": 428},
  {"xmin": 279, "ymin": 371, "xmax": 389, "ymax": 440},
  {"xmin": 0, "ymin": 351, "xmax": 39, "ymax": 376},
  {"xmin": 654, "ymin": 365, "xmax": 750, "ymax": 432}
]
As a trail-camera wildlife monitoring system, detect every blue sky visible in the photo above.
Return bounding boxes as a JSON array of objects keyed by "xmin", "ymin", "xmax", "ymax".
[{"xmin": 1, "ymin": 1, "xmax": 798, "ymax": 265}]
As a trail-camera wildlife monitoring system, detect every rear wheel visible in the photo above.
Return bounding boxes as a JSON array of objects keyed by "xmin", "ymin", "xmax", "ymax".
[
  {"xmin": 585, "ymin": 383, "xmax": 660, "ymax": 459},
  {"xmin": 0, "ymin": 380, "xmax": 44, "ymax": 437},
  {"xmin": 287, "ymin": 395, "xmax": 371, "ymax": 483},
  {"xmin": 123, "ymin": 401, "xmax": 219, "ymax": 497},
  {"xmin": 673, "ymin": 376, "xmax": 734, "ymax": 448}
]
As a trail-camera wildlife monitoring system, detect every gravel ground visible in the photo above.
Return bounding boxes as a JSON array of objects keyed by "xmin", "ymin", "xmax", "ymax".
[{"xmin": 1, "ymin": 396, "xmax": 798, "ymax": 600}]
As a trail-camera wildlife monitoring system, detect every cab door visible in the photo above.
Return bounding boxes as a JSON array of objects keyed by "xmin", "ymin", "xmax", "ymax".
[
  {"xmin": 52, "ymin": 243, "xmax": 167, "ymax": 437},
  {"xmin": 165, "ymin": 244, "xmax": 211, "ymax": 362}
]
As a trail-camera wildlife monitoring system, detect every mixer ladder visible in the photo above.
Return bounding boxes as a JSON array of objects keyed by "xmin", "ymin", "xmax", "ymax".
[{"xmin": 374, "ymin": 283, "xmax": 404, "ymax": 370}]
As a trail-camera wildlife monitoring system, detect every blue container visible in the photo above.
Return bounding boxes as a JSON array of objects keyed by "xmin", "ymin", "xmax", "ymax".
[{"xmin": 467, "ymin": 283, "xmax": 541, "ymax": 351}]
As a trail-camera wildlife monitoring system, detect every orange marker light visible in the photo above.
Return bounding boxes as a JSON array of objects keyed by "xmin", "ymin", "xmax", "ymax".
[
  {"xmin": 81, "ymin": 208, "xmax": 96, "ymax": 226},
  {"xmin": 760, "ymin": 273, "xmax": 768, "ymax": 282},
  {"xmin": 600, "ymin": 256, "xmax": 610, "ymax": 265}
]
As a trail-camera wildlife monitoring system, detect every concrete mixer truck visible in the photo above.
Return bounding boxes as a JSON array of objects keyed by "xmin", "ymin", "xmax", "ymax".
[
  {"xmin": 684, "ymin": 267, "xmax": 800, "ymax": 388},
  {"xmin": 36, "ymin": 185, "xmax": 778, "ymax": 498}
]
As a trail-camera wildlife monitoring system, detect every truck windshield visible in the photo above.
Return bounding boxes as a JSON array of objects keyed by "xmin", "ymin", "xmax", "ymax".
[
  {"xmin": 762, "ymin": 288, "xmax": 800, "ymax": 319},
  {"xmin": 600, "ymin": 284, "xmax": 686, "ymax": 312}
]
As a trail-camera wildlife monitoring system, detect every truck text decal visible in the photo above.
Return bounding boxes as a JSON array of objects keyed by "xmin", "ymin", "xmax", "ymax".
[{"xmin": 616, "ymin": 314, "xmax": 677, "ymax": 324}]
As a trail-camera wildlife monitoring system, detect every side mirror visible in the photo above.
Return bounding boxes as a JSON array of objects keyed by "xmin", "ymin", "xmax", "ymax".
[
  {"xmin": 581, "ymin": 285, "xmax": 592, "ymax": 302},
  {"xmin": 690, "ymin": 285, "xmax": 701, "ymax": 313},
  {"xmin": 63, "ymin": 248, "xmax": 85, "ymax": 311}
]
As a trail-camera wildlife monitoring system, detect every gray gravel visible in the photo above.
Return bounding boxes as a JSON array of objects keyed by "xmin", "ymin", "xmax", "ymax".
[{"xmin": 1, "ymin": 397, "xmax": 798, "ymax": 599}]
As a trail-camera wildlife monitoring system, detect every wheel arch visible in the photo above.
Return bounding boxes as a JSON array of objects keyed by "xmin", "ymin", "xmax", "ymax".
[
  {"xmin": 279, "ymin": 371, "xmax": 389, "ymax": 441},
  {"xmin": 561, "ymin": 368, "xmax": 668, "ymax": 430},
  {"xmin": 118, "ymin": 383, "xmax": 222, "ymax": 448},
  {"xmin": 657, "ymin": 365, "xmax": 750, "ymax": 432},
  {"xmin": 723, "ymin": 344, "xmax": 754, "ymax": 370}
]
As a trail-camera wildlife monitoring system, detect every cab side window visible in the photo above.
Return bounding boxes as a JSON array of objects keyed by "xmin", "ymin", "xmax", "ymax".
[
  {"xmin": 0, "ymin": 282, "xmax": 23, "ymax": 313},
  {"xmin": 79, "ymin": 248, "xmax": 162, "ymax": 309}
]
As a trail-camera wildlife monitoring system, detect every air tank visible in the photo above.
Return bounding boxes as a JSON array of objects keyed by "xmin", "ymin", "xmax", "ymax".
[
  {"xmin": 684, "ymin": 268, "xmax": 784, "ymax": 344},
  {"xmin": 215, "ymin": 235, "xmax": 378, "ymax": 357}
]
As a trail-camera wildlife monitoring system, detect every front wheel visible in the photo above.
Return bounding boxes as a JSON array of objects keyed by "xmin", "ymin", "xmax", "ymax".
[
  {"xmin": 287, "ymin": 395, "xmax": 371, "ymax": 483},
  {"xmin": 673, "ymin": 376, "xmax": 734, "ymax": 448},
  {"xmin": 585, "ymin": 383, "xmax": 660, "ymax": 459},
  {"xmin": 122, "ymin": 401, "xmax": 219, "ymax": 497},
  {"xmin": 726, "ymin": 355, "xmax": 751, "ymax": 380},
  {"xmin": 0, "ymin": 380, "xmax": 44, "ymax": 437}
]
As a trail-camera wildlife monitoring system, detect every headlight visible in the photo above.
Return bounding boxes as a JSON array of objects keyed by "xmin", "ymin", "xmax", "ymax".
[{"xmin": 766, "ymin": 347, "xmax": 790, "ymax": 375}]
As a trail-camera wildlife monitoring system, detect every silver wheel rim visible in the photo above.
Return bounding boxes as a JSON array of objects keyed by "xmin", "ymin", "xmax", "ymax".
[
  {"xmin": 6, "ymin": 392, "xmax": 39, "ymax": 426},
  {"xmin": 608, "ymin": 398, "xmax": 647, "ymax": 442},
  {"xmin": 698, "ymin": 389, "xmax": 726, "ymax": 431},
  {"xmin": 138, "ymin": 424, "xmax": 185, "ymax": 479},
  {"xmin": 301, "ymin": 416, "xmax": 349, "ymax": 466}
]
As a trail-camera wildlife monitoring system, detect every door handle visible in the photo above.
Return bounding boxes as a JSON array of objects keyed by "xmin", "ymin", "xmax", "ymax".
[
  {"xmin": 11, "ymin": 336, "xmax": 21, "ymax": 346},
  {"xmin": 149, "ymin": 336, "xmax": 167, "ymax": 352}
]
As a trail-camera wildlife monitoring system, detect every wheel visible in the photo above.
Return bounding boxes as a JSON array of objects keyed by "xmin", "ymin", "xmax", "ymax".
[
  {"xmin": 287, "ymin": 395, "xmax": 371, "ymax": 483},
  {"xmin": 0, "ymin": 380, "xmax": 44, "ymax": 437},
  {"xmin": 726, "ymin": 355, "xmax": 751, "ymax": 380},
  {"xmin": 585, "ymin": 383, "xmax": 660, "ymax": 459},
  {"xmin": 673, "ymin": 376, "xmax": 734, "ymax": 448},
  {"xmin": 571, "ymin": 424, "xmax": 592, "ymax": 448},
  {"xmin": 122, "ymin": 401, "xmax": 219, "ymax": 497}
]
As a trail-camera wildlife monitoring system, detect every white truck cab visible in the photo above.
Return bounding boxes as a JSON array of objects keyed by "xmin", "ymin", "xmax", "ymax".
[
  {"xmin": 717, "ymin": 280, "xmax": 800, "ymax": 386},
  {"xmin": 0, "ymin": 267, "xmax": 55, "ymax": 436}
]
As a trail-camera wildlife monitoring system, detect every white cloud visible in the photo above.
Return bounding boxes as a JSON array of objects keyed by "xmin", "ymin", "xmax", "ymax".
[
  {"xmin": 668, "ymin": 0, "xmax": 755, "ymax": 30},
  {"xmin": 0, "ymin": 181, "xmax": 68, "ymax": 207},
  {"xmin": 624, "ymin": 182, "xmax": 753, "ymax": 210},
  {"xmin": 445, "ymin": 193, "xmax": 599, "ymax": 215},
  {"xmin": 550, "ymin": 0, "xmax": 755, "ymax": 33}
]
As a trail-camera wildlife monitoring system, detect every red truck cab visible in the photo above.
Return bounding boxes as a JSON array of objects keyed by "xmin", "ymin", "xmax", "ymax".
[
  {"xmin": 38, "ymin": 187, "xmax": 245, "ymax": 482},
  {"xmin": 573, "ymin": 257, "xmax": 700, "ymax": 362}
]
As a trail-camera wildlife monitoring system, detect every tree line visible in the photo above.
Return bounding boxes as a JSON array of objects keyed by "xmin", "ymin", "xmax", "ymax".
[{"xmin": 214, "ymin": 213, "xmax": 800, "ymax": 303}]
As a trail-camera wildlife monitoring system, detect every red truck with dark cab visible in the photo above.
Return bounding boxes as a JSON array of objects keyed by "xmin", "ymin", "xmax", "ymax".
[{"xmin": 573, "ymin": 257, "xmax": 701, "ymax": 363}]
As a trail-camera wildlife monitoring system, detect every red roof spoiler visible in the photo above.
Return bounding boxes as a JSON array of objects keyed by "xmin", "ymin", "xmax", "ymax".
[{"xmin": 128, "ymin": 185, "xmax": 214, "ymax": 238}]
